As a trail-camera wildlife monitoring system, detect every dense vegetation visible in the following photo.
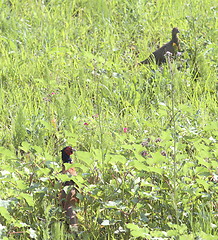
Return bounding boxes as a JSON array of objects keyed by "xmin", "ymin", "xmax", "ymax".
[{"xmin": 0, "ymin": 0, "xmax": 217, "ymax": 239}]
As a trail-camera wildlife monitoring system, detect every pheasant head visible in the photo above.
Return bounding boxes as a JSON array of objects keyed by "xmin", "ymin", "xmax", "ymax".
[
  {"xmin": 61, "ymin": 146, "xmax": 76, "ymax": 163},
  {"xmin": 171, "ymin": 27, "xmax": 180, "ymax": 52},
  {"xmin": 172, "ymin": 28, "xmax": 179, "ymax": 40}
]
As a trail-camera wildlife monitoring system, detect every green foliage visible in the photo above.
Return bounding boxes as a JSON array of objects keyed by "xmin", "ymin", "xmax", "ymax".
[{"xmin": 0, "ymin": 0, "xmax": 217, "ymax": 239}]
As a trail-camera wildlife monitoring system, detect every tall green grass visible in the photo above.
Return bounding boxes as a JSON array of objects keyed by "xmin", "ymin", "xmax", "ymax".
[{"xmin": 0, "ymin": 0, "xmax": 217, "ymax": 239}]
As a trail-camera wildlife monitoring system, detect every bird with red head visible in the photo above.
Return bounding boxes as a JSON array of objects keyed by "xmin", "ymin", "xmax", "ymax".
[{"xmin": 59, "ymin": 146, "xmax": 79, "ymax": 229}]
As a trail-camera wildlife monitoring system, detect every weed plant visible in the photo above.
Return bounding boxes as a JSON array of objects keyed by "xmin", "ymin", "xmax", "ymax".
[{"xmin": 0, "ymin": 0, "xmax": 217, "ymax": 239}]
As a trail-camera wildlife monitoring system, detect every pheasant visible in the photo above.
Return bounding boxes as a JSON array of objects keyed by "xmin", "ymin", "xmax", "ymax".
[
  {"xmin": 139, "ymin": 28, "xmax": 181, "ymax": 65},
  {"xmin": 59, "ymin": 146, "xmax": 79, "ymax": 228}
]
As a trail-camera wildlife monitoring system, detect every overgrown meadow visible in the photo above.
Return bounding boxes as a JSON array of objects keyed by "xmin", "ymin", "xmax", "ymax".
[{"xmin": 0, "ymin": 0, "xmax": 217, "ymax": 239}]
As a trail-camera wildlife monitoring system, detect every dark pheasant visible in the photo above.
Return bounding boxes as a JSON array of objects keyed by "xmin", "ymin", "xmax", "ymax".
[
  {"xmin": 59, "ymin": 146, "xmax": 79, "ymax": 228},
  {"xmin": 61, "ymin": 146, "xmax": 75, "ymax": 163},
  {"xmin": 139, "ymin": 28, "xmax": 181, "ymax": 65}
]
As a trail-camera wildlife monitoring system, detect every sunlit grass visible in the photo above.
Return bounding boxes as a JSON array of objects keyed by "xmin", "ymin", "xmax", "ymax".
[{"xmin": 0, "ymin": 0, "xmax": 217, "ymax": 239}]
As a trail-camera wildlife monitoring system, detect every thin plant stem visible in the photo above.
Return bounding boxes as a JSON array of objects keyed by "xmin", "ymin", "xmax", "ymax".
[{"xmin": 166, "ymin": 54, "xmax": 179, "ymax": 225}]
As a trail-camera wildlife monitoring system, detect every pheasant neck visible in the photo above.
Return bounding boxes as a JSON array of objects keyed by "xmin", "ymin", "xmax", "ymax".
[{"xmin": 172, "ymin": 34, "xmax": 179, "ymax": 43}]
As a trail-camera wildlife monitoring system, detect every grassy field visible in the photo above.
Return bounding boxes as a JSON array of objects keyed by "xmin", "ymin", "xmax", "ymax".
[{"xmin": 0, "ymin": 0, "xmax": 217, "ymax": 239}]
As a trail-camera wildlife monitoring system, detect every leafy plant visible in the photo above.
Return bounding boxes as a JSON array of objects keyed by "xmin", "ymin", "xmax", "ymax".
[{"xmin": 0, "ymin": 0, "xmax": 217, "ymax": 239}]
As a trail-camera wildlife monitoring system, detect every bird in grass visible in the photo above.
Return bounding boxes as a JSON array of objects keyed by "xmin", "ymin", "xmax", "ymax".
[
  {"xmin": 139, "ymin": 28, "xmax": 181, "ymax": 65},
  {"xmin": 59, "ymin": 146, "xmax": 79, "ymax": 228}
]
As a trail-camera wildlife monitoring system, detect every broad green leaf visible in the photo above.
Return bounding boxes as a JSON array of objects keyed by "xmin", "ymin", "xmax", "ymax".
[
  {"xmin": 109, "ymin": 155, "xmax": 126, "ymax": 164},
  {"xmin": 179, "ymin": 234, "xmax": 195, "ymax": 240},
  {"xmin": 126, "ymin": 223, "xmax": 140, "ymax": 231},
  {"xmin": 152, "ymin": 230, "xmax": 167, "ymax": 237},
  {"xmin": 32, "ymin": 145, "xmax": 43, "ymax": 154},
  {"xmin": 196, "ymin": 179, "xmax": 210, "ymax": 191},
  {"xmin": 151, "ymin": 152, "xmax": 166, "ymax": 164},
  {"xmin": 160, "ymin": 130, "xmax": 172, "ymax": 141},
  {"xmin": 19, "ymin": 193, "xmax": 34, "ymax": 207},
  {"xmin": 198, "ymin": 231, "xmax": 217, "ymax": 240},
  {"xmin": 196, "ymin": 157, "xmax": 210, "ymax": 169},
  {"xmin": 126, "ymin": 224, "xmax": 149, "ymax": 238},
  {"xmin": 0, "ymin": 147, "xmax": 16, "ymax": 159},
  {"xmin": 76, "ymin": 151, "xmax": 93, "ymax": 166},
  {"xmin": 20, "ymin": 141, "xmax": 31, "ymax": 152},
  {"xmin": 131, "ymin": 229, "xmax": 149, "ymax": 238},
  {"xmin": 40, "ymin": 120, "xmax": 52, "ymax": 131},
  {"xmin": 167, "ymin": 229, "xmax": 178, "ymax": 237},
  {"xmin": 132, "ymin": 161, "xmax": 147, "ymax": 171},
  {"xmin": 16, "ymin": 180, "xmax": 27, "ymax": 190},
  {"xmin": 37, "ymin": 168, "xmax": 51, "ymax": 177},
  {"xmin": 195, "ymin": 166, "xmax": 209, "ymax": 174},
  {"xmin": 63, "ymin": 163, "xmax": 74, "ymax": 171},
  {"xmin": 0, "ymin": 207, "xmax": 15, "ymax": 223},
  {"xmin": 134, "ymin": 151, "xmax": 147, "ymax": 162},
  {"xmin": 56, "ymin": 174, "xmax": 73, "ymax": 182},
  {"xmin": 167, "ymin": 222, "xmax": 187, "ymax": 234},
  {"xmin": 72, "ymin": 163, "xmax": 89, "ymax": 172},
  {"xmin": 147, "ymin": 166, "xmax": 163, "ymax": 175},
  {"xmin": 120, "ymin": 144, "xmax": 133, "ymax": 150}
]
